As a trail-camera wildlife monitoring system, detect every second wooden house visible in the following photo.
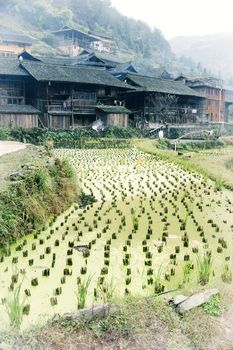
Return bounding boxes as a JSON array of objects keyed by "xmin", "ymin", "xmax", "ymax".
[{"xmin": 120, "ymin": 73, "xmax": 205, "ymax": 127}]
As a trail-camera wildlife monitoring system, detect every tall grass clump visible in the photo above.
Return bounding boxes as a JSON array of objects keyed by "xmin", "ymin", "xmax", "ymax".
[
  {"xmin": 3, "ymin": 280, "xmax": 27, "ymax": 329},
  {"xmin": 197, "ymin": 253, "xmax": 212, "ymax": 286},
  {"xmin": 75, "ymin": 275, "xmax": 92, "ymax": 309},
  {"xmin": 153, "ymin": 265, "xmax": 165, "ymax": 294},
  {"xmin": 97, "ymin": 279, "xmax": 115, "ymax": 303},
  {"xmin": 182, "ymin": 262, "xmax": 192, "ymax": 285},
  {"xmin": 214, "ymin": 177, "xmax": 224, "ymax": 191}
]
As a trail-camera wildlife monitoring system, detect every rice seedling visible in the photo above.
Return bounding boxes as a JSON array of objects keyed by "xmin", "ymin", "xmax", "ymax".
[
  {"xmin": 221, "ymin": 264, "xmax": 232, "ymax": 283},
  {"xmin": 0, "ymin": 148, "xmax": 232, "ymax": 328},
  {"xmin": 182, "ymin": 262, "xmax": 193, "ymax": 285},
  {"xmin": 197, "ymin": 252, "xmax": 212, "ymax": 286},
  {"xmin": 3, "ymin": 277, "xmax": 27, "ymax": 329},
  {"xmin": 75, "ymin": 274, "xmax": 93, "ymax": 309}
]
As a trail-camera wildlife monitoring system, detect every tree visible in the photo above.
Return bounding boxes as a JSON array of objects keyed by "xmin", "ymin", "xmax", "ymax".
[{"xmin": 146, "ymin": 93, "xmax": 179, "ymax": 124}]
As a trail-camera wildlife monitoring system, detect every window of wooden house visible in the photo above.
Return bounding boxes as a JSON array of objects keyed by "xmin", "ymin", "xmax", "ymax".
[
  {"xmin": 73, "ymin": 91, "xmax": 96, "ymax": 101},
  {"xmin": 0, "ymin": 81, "xmax": 24, "ymax": 98},
  {"xmin": 105, "ymin": 87, "xmax": 111, "ymax": 96}
]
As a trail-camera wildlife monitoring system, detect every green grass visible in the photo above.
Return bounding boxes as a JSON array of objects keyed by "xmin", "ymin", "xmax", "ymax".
[
  {"xmin": 3, "ymin": 277, "xmax": 27, "ymax": 329},
  {"xmin": 89, "ymin": 309, "xmax": 132, "ymax": 338},
  {"xmin": 4, "ymin": 293, "xmax": 227, "ymax": 349},
  {"xmin": 182, "ymin": 262, "xmax": 193, "ymax": 286},
  {"xmin": 225, "ymin": 157, "xmax": 233, "ymax": 170},
  {"xmin": 221, "ymin": 264, "xmax": 233, "ymax": 283},
  {"xmin": 0, "ymin": 147, "xmax": 40, "ymax": 190},
  {"xmin": 97, "ymin": 278, "xmax": 115, "ymax": 303},
  {"xmin": 135, "ymin": 139, "xmax": 233, "ymax": 191},
  {"xmin": 202, "ymin": 295, "xmax": 223, "ymax": 316},
  {"xmin": 0, "ymin": 155, "xmax": 80, "ymax": 247},
  {"xmin": 75, "ymin": 275, "xmax": 93, "ymax": 310},
  {"xmin": 196, "ymin": 253, "xmax": 212, "ymax": 286}
]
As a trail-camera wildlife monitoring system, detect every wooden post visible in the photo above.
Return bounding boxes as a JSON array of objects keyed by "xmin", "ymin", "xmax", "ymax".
[{"xmin": 71, "ymin": 92, "xmax": 74, "ymax": 129}]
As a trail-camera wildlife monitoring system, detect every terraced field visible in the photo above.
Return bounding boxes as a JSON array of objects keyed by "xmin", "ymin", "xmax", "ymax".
[{"xmin": 0, "ymin": 148, "xmax": 233, "ymax": 330}]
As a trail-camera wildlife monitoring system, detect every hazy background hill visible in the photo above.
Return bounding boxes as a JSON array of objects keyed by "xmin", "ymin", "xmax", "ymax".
[
  {"xmin": 170, "ymin": 33, "xmax": 233, "ymax": 82},
  {"xmin": 0, "ymin": 0, "xmax": 206, "ymax": 77},
  {"xmin": 0, "ymin": 0, "xmax": 171, "ymax": 59}
]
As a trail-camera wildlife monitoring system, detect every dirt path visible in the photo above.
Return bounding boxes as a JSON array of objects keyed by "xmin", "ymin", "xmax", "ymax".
[
  {"xmin": 209, "ymin": 305, "xmax": 233, "ymax": 350},
  {"xmin": 0, "ymin": 143, "xmax": 36, "ymax": 189},
  {"xmin": 0, "ymin": 141, "xmax": 27, "ymax": 157}
]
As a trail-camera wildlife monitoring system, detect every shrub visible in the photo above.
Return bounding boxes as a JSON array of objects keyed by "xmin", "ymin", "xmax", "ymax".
[
  {"xmin": 0, "ymin": 159, "xmax": 79, "ymax": 247},
  {"xmin": 0, "ymin": 127, "xmax": 144, "ymax": 148}
]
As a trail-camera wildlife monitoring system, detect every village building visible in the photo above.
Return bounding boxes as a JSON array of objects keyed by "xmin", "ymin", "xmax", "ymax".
[
  {"xmin": 96, "ymin": 105, "xmax": 131, "ymax": 127},
  {"xmin": 88, "ymin": 32, "xmax": 115, "ymax": 54},
  {"xmin": 175, "ymin": 75, "xmax": 233, "ymax": 123},
  {"xmin": 0, "ymin": 32, "xmax": 32, "ymax": 56},
  {"xmin": 119, "ymin": 73, "xmax": 205, "ymax": 127},
  {"xmin": 0, "ymin": 57, "xmax": 40, "ymax": 128},
  {"xmin": 1, "ymin": 51, "xmax": 232, "ymax": 130},
  {"xmin": 19, "ymin": 59, "xmax": 132, "ymax": 128},
  {"xmin": 224, "ymin": 88, "xmax": 233, "ymax": 122},
  {"xmin": 52, "ymin": 27, "xmax": 115, "ymax": 56},
  {"xmin": 0, "ymin": 54, "xmax": 132, "ymax": 129}
]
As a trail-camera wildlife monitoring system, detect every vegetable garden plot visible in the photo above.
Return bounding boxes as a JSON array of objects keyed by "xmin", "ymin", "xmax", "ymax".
[{"xmin": 0, "ymin": 148, "xmax": 233, "ymax": 330}]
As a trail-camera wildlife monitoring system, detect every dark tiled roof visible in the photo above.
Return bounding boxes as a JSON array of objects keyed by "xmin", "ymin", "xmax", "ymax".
[
  {"xmin": 19, "ymin": 51, "xmax": 81, "ymax": 65},
  {"xmin": 111, "ymin": 61, "xmax": 138, "ymax": 74},
  {"xmin": 34, "ymin": 55, "xmax": 78, "ymax": 65},
  {"xmin": 21, "ymin": 52, "xmax": 107, "ymax": 67},
  {"xmin": 96, "ymin": 105, "xmax": 131, "ymax": 113},
  {"xmin": 0, "ymin": 32, "xmax": 32, "ymax": 45},
  {"xmin": 52, "ymin": 28, "xmax": 99, "ymax": 42},
  {"xmin": 18, "ymin": 51, "xmax": 41, "ymax": 62},
  {"xmin": 21, "ymin": 61, "xmax": 133, "ymax": 89},
  {"xmin": 88, "ymin": 31, "xmax": 113, "ymax": 41},
  {"xmin": 126, "ymin": 73, "xmax": 204, "ymax": 97},
  {"xmin": 0, "ymin": 57, "xmax": 29, "ymax": 76},
  {"xmin": 0, "ymin": 104, "xmax": 41, "ymax": 114}
]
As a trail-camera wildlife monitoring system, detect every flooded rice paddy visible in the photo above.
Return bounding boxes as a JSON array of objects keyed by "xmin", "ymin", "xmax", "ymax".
[{"xmin": 0, "ymin": 148, "xmax": 233, "ymax": 329}]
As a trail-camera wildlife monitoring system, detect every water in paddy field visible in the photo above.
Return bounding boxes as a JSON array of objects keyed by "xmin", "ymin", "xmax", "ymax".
[{"xmin": 0, "ymin": 148, "xmax": 233, "ymax": 330}]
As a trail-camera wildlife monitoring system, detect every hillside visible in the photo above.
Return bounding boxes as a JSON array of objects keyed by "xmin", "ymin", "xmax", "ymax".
[
  {"xmin": 0, "ymin": 0, "xmax": 170, "ymax": 60},
  {"xmin": 0, "ymin": 0, "xmax": 207, "ymax": 77},
  {"xmin": 170, "ymin": 33, "xmax": 233, "ymax": 80}
]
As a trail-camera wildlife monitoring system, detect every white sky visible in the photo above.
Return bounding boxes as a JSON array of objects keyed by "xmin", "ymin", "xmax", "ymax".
[{"xmin": 111, "ymin": 0, "xmax": 233, "ymax": 39}]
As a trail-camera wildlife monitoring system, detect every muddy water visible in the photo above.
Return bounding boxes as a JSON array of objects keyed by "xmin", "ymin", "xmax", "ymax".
[{"xmin": 0, "ymin": 148, "xmax": 232, "ymax": 330}]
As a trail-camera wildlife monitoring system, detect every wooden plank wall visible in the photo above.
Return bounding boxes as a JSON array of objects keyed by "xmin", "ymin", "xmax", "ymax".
[
  {"xmin": 50, "ymin": 115, "xmax": 71, "ymax": 129},
  {"xmin": 106, "ymin": 113, "xmax": 129, "ymax": 127},
  {"xmin": 0, "ymin": 114, "xmax": 39, "ymax": 128}
]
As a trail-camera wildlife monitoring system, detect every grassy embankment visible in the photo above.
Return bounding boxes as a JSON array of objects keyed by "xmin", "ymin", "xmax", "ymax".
[
  {"xmin": 3, "ymin": 287, "xmax": 232, "ymax": 350},
  {"xmin": 0, "ymin": 146, "xmax": 80, "ymax": 247},
  {"xmin": 135, "ymin": 137, "xmax": 233, "ymax": 191}
]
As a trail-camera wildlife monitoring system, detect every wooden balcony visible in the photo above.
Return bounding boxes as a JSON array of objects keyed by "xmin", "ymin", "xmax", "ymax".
[
  {"xmin": 72, "ymin": 98, "xmax": 96, "ymax": 114},
  {"xmin": 47, "ymin": 103, "xmax": 72, "ymax": 114},
  {"xmin": 47, "ymin": 100, "xmax": 96, "ymax": 115}
]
